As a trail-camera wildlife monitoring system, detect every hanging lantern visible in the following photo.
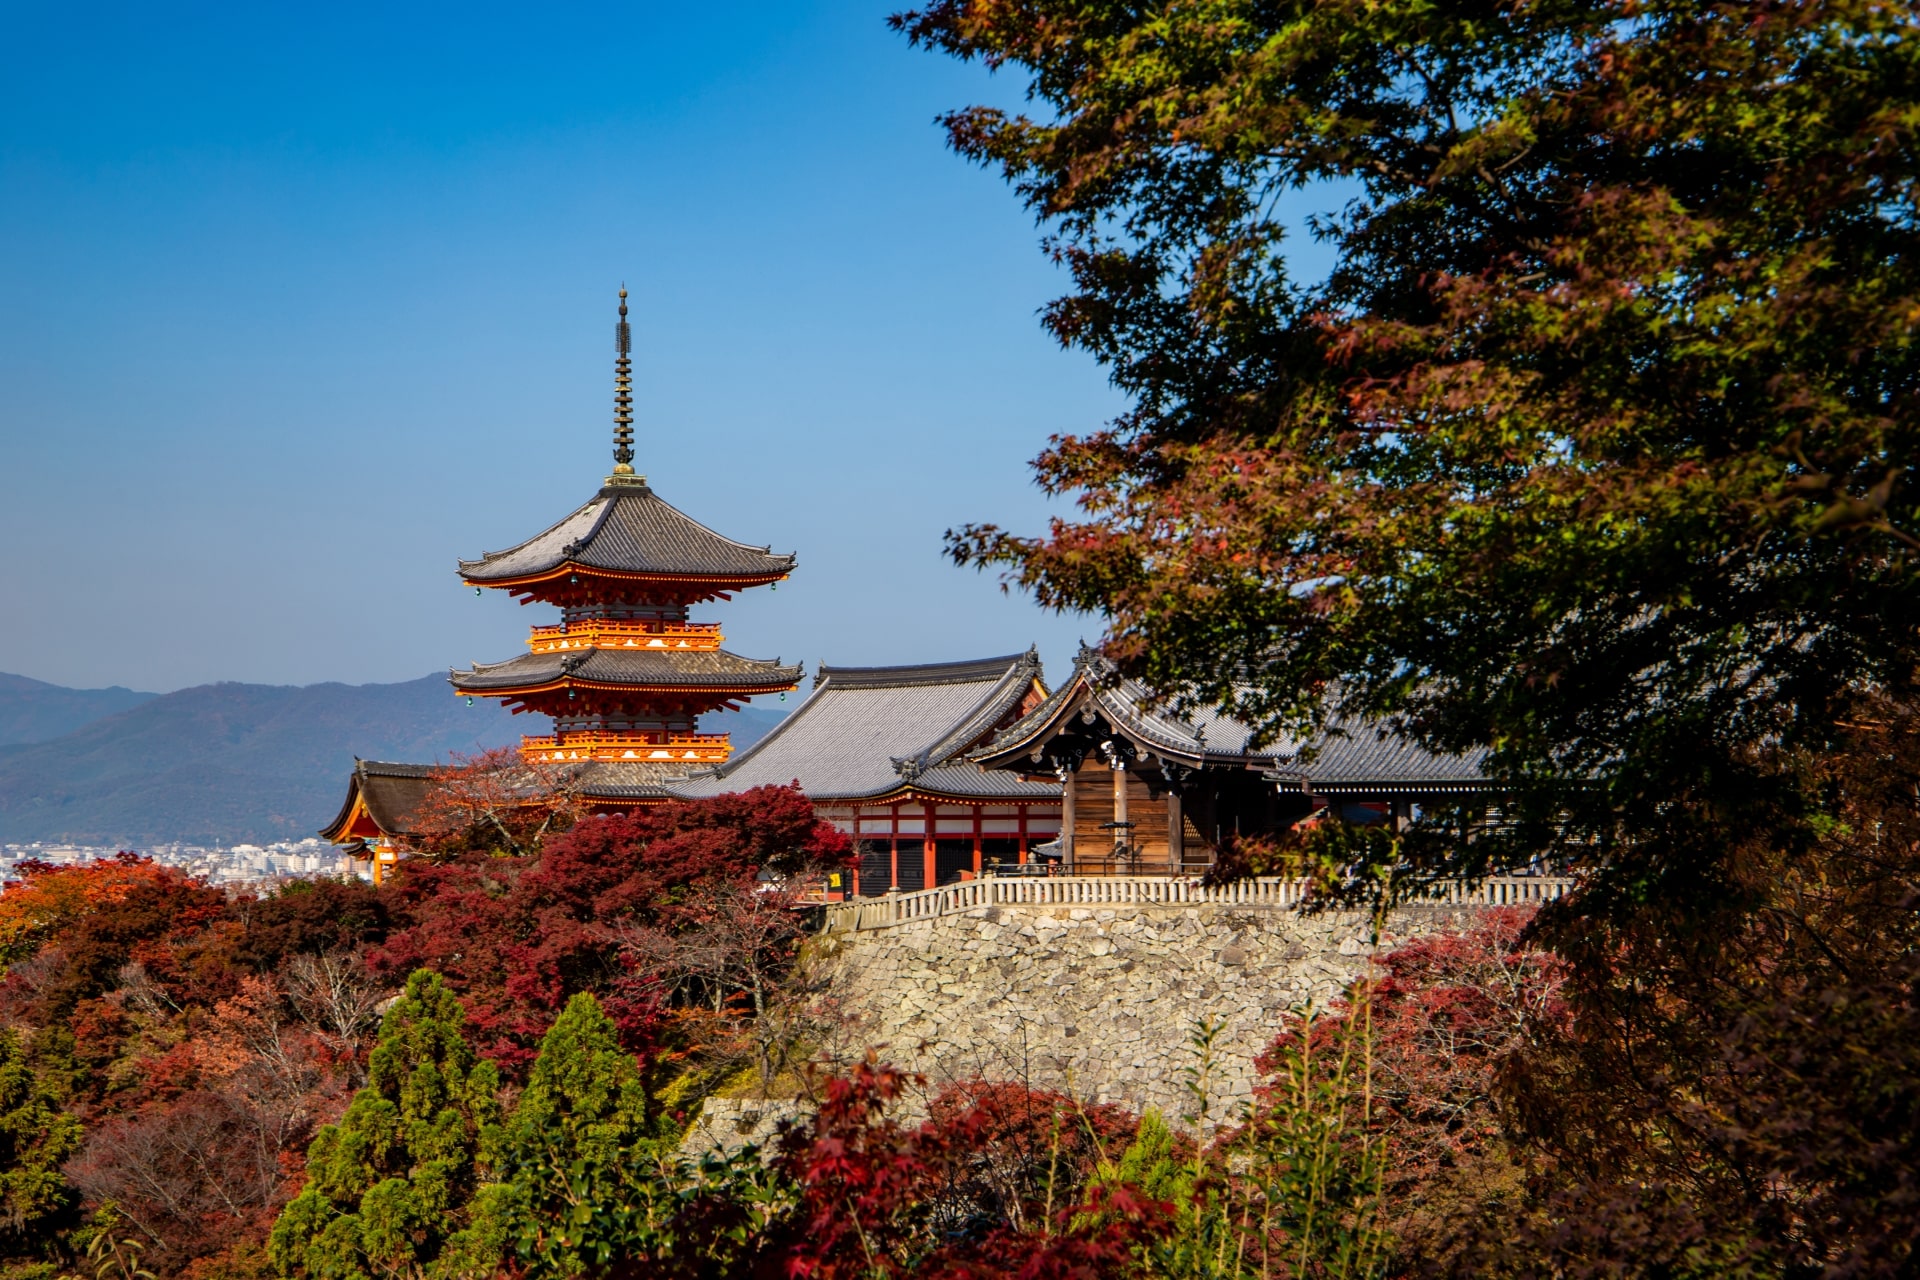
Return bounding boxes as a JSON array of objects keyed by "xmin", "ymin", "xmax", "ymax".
[
  {"xmin": 465, "ymin": 696, "xmax": 474, "ymax": 706},
  {"xmin": 474, "ymin": 587, "xmax": 482, "ymax": 596}
]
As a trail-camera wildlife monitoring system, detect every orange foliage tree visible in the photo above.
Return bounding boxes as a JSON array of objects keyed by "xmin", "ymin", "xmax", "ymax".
[{"xmin": 0, "ymin": 853, "xmax": 181, "ymax": 965}]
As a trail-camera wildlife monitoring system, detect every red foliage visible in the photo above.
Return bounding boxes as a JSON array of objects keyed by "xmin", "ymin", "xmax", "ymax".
[
  {"xmin": 925, "ymin": 1081, "xmax": 1139, "ymax": 1235},
  {"xmin": 0, "ymin": 857, "xmax": 229, "ymax": 1030},
  {"xmin": 1241, "ymin": 908, "xmax": 1566, "ymax": 1273},
  {"xmin": 771, "ymin": 1060, "xmax": 1157, "ymax": 1279},
  {"xmin": 408, "ymin": 746, "xmax": 586, "ymax": 857},
  {"xmin": 371, "ymin": 786, "xmax": 852, "ymax": 1073},
  {"xmin": 929, "ymin": 1185, "xmax": 1163, "ymax": 1280},
  {"xmin": 774, "ymin": 1058, "xmax": 942, "ymax": 1277},
  {"xmin": 1359, "ymin": 907, "xmax": 1566, "ymax": 1182},
  {"xmin": 62, "ymin": 972, "xmax": 353, "ymax": 1275}
]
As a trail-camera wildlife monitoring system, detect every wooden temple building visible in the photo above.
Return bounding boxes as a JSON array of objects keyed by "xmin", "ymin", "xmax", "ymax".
[
  {"xmin": 668, "ymin": 652, "xmax": 1060, "ymax": 895},
  {"xmin": 969, "ymin": 647, "xmax": 1486, "ymax": 875},
  {"xmin": 317, "ymin": 761, "xmax": 441, "ymax": 882}
]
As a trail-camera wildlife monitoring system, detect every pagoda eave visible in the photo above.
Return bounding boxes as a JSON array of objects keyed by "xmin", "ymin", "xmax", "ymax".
[
  {"xmin": 464, "ymin": 564, "xmax": 790, "ymax": 605},
  {"xmin": 458, "ymin": 676, "xmax": 800, "ymax": 700}
]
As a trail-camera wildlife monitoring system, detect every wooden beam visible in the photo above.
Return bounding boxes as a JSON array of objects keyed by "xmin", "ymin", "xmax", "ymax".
[
  {"xmin": 1168, "ymin": 784, "xmax": 1184, "ymax": 870},
  {"xmin": 1060, "ymin": 769, "xmax": 1076, "ymax": 868}
]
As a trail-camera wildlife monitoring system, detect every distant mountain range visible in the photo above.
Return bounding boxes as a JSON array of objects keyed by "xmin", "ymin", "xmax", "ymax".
[
  {"xmin": 0, "ymin": 673, "xmax": 158, "ymax": 747},
  {"xmin": 0, "ymin": 673, "xmax": 786, "ymax": 847}
]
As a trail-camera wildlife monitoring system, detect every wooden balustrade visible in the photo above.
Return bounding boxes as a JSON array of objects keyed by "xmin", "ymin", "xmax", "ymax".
[
  {"xmin": 527, "ymin": 620, "xmax": 723, "ymax": 653},
  {"xmin": 520, "ymin": 731, "xmax": 731, "ymax": 763},
  {"xmin": 820, "ymin": 874, "xmax": 1573, "ymax": 934}
]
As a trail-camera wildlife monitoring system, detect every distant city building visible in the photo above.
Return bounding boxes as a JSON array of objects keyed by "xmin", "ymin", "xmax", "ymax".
[{"xmin": 0, "ymin": 838, "xmax": 361, "ymax": 886}]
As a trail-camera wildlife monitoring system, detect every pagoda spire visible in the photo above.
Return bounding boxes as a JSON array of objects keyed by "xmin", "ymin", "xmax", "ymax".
[{"xmin": 611, "ymin": 287, "xmax": 637, "ymax": 479}]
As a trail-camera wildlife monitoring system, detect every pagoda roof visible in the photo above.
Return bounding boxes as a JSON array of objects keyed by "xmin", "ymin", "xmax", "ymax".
[
  {"xmin": 576, "ymin": 759, "xmax": 697, "ymax": 800},
  {"xmin": 669, "ymin": 650, "xmax": 1057, "ymax": 804},
  {"xmin": 450, "ymin": 647, "xmax": 802, "ymax": 696},
  {"xmin": 459, "ymin": 477, "xmax": 796, "ymax": 587}
]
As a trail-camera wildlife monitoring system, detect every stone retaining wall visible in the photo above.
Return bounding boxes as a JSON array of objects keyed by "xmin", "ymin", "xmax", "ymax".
[
  {"xmin": 818, "ymin": 900, "xmax": 1473, "ymax": 1120},
  {"xmin": 681, "ymin": 1097, "xmax": 805, "ymax": 1160}
]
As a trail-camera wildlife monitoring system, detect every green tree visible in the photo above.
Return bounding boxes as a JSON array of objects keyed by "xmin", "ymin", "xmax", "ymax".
[
  {"xmin": 0, "ymin": 1030, "xmax": 80, "ymax": 1246},
  {"xmin": 1106, "ymin": 1011, "xmax": 1388, "ymax": 1280},
  {"xmin": 453, "ymin": 992, "xmax": 664, "ymax": 1278},
  {"xmin": 905, "ymin": 0, "xmax": 1920, "ymax": 908},
  {"xmin": 268, "ymin": 971, "xmax": 499, "ymax": 1280}
]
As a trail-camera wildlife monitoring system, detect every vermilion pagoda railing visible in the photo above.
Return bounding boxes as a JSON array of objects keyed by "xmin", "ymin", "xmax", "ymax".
[
  {"xmin": 527, "ymin": 620, "xmax": 723, "ymax": 652},
  {"xmin": 520, "ymin": 730, "xmax": 731, "ymax": 763}
]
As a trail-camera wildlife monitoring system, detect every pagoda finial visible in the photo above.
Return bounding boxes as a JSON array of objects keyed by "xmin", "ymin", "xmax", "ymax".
[{"xmin": 611, "ymin": 287, "xmax": 637, "ymax": 478}]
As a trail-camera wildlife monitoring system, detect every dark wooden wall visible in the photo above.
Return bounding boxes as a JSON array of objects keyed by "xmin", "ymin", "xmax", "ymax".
[{"xmin": 1069, "ymin": 759, "xmax": 1210, "ymax": 871}]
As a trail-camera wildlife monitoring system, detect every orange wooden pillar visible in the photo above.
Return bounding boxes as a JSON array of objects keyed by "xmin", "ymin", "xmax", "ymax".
[
  {"xmin": 923, "ymin": 799, "xmax": 938, "ymax": 891},
  {"xmin": 890, "ymin": 805, "xmax": 901, "ymax": 891}
]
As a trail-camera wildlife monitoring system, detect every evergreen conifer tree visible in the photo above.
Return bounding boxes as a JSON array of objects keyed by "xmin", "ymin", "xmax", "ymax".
[
  {"xmin": 0, "ymin": 1029, "xmax": 80, "ymax": 1246},
  {"xmin": 268, "ymin": 970, "xmax": 499, "ymax": 1280},
  {"xmin": 453, "ymin": 992, "xmax": 659, "ymax": 1278}
]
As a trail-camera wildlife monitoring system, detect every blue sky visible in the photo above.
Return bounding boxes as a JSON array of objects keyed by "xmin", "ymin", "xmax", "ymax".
[{"xmin": 0, "ymin": 2, "xmax": 1127, "ymax": 695}]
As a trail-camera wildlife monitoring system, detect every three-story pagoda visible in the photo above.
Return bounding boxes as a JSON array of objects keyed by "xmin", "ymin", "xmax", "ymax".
[{"xmin": 450, "ymin": 290, "xmax": 801, "ymax": 785}]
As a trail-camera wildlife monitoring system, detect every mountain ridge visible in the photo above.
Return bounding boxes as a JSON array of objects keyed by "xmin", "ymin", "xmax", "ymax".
[
  {"xmin": 0, "ymin": 672, "xmax": 157, "ymax": 747},
  {"xmin": 0, "ymin": 673, "xmax": 785, "ymax": 846}
]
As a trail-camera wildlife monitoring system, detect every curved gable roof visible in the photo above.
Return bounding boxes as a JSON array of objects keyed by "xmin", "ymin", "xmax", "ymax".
[
  {"xmin": 975, "ymin": 649, "xmax": 1486, "ymax": 793},
  {"xmin": 317, "ymin": 760, "xmax": 439, "ymax": 842},
  {"xmin": 973, "ymin": 647, "xmax": 1295, "ymax": 772}
]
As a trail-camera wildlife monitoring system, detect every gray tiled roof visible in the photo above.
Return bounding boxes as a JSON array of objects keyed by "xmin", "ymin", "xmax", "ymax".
[
  {"xmin": 975, "ymin": 647, "xmax": 1297, "ymax": 771},
  {"xmin": 459, "ymin": 480, "xmax": 796, "ymax": 583},
  {"xmin": 669, "ymin": 651, "xmax": 1057, "ymax": 802},
  {"xmin": 450, "ymin": 648, "xmax": 802, "ymax": 693},
  {"xmin": 974, "ymin": 647, "xmax": 1485, "ymax": 793},
  {"xmin": 1288, "ymin": 721, "xmax": 1487, "ymax": 792},
  {"xmin": 903, "ymin": 763, "xmax": 1061, "ymax": 799},
  {"xmin": 578, "ymin": 760, "xmax": 693, "ymax": 799}
]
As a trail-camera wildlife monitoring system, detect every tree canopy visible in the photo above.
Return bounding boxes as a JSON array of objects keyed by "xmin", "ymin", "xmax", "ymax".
[
  {"xmin": 0, "ymin": 1029, "xmax": 80, "ymax": 1244},
  {"xmin": 907, "ymin": 0, "xmax": 1920, "ymax": 903},
  {"xmin": 467, "ymin": 992, "xmax": 663, "ymax": 1278}
]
